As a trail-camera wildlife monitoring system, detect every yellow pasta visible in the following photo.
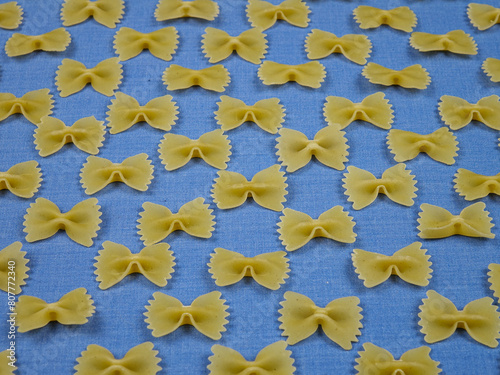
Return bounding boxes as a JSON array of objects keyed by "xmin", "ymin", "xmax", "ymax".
[
  {"xmin": 418, "ymin": 290, "xmax": 500, "ymax": 348},
  {"xmin": 410, "ymin": 30, "xmax": 477, "ymax": 55},
  {"xmin": 61, "ymin": 0, "xmax": 124, "ymax": 28},
  {"xmin": 454, "ymin": 169, "xmax": 500, "ymax": 201},
  {"xmin": 0, "ymin": 349, "xmax": 16, "ymax": 374},
  {"xmin": 0, "ymin": 89, "xmax": 54, "ymax": 125},
  {"xmin": 246, "ymin": 0, "xmax": 310, "ymax": 30},
  {"xmin": 439, "ymin": 94, "xmax": 500, "ymax": 130},
  {"xmin": 0, "ymin": 2, "xmax": 22, "ymax": 29},
  {"xmin": 468, "ymin": 3, "xmax": 500, "ymax": 31},
  {"xmin": 208, "ymin": 248, "xmax": 290, "ymax": 290},
  {"xmin": 5, "ymin": 28, "xmax": 71, "ymax": 57},
  {"xmin": 0, "ymin": 161, "xmax": 41, "ymax": 198},
  {"xmin": 155, "ymin": 0, "xmax": 219, "ymax": 21},
  {"xmin": 0, "ymin": 242, "xmax": 29, "ymax": 294},
  {"xmin": 163, "ymin": 64, "xmax": 230, "ymax": 92},
  {"xmin": 158, "ymin": 129, "xmax": 231, "ymax": 170},
  {"xmin": 353, "ymin": 6, "xmax": 417, "ymax": 32},
  {"xmin": 483, "ymin": 57, "xmax": 500, "ymax": 82},
  {"xmin": 144, "ymin": 291, "xmax": 229, "ymax": 340},
  {"xmin": 489, "ymin": 264, "xmax": 500, "ymax": 302},
  {"xmin": 258, "ymin": 61, "xmax": 326, "ymax": 88},
  {"xmin": 212, "ymin": 165, "xmax": 287, "ymax": 211},
  {"xmin": 362, "ymin": 63, "xmax": 431, "ymax": 89}
]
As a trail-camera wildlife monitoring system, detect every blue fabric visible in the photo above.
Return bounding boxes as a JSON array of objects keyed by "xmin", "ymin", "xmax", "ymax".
[{"xmin": 1, "ymin": 0, "xmax": 499, "ymax": 373}]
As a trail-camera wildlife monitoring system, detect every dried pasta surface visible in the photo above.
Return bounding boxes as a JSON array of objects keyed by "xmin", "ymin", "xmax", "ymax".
[
  {"xmin": 0, "ymin": 242, "xmax": 29, "ymax": 294},
  {"xmin": 0, "ymin": 349, "xmax": 16, "ymax": 374},
  {"xmin": 353, "ymin": 6, "xmax": 417, "ymax": 32},
  {"xmin": 489, "ymin": 264, "xmax": 500, "ymax": 302},
  {"xmin": 61, "ymin": 0, "xmax": 124, "ymax": 28},
  {"xmin": 362, "ymin": 63, "xmax": 431, "ymax": 89},
  {"xmin": 0, "ymin": 89, "xmax": 54, "ymax": 125},
  {"xmin": 410, "ymin": 30, "xmax": 477, "ymax": 55},
  {"xmin": 482, "ymin": 58, "xmax": 500, "ymax": 82},
  {"xmin": 0, "ymin": 161, "xmax": 42, "ymax": 198},
  {"xmin": 246, "ymin": 0, "xmax": 310, "ymax": 30},
  {"xmin": 454, "ymin": 169, "xmax": 500, "ymax": 201},
  {"xmin": 258, "ymin": 61, "xmax": 326, "ymax": 88},
  {"xmin": 5, "ymin": 28, "xmax": 71, "ymax": 57},
  {"xmin": 163, "ymin": 64, "xmax": 230, "ymax": 92},
  {"xmin": 0, "ymin": 2, "xmax": 22, "ymax": 29},
  {"xmin": 438, "ymin": 94, "xmax": 500, "ymax": 130},
  {"xmin": 468, "ymin": 3, "xmax": 500, "ymax": 31},
  {"xmin": 155, "ymin": 0, "xmax": 219, "ymax": 21}
]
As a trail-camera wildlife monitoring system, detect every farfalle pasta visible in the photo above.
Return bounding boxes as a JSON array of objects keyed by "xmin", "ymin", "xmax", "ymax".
[
  {"xmin": 0, "ymin": 349, "xmax": 16, "ymax": 374},
  {"xmin": 246, "ymin": 0, "xmax": 310, "ymax": 30},
  {"xmin": 0, "ymin": 161, "xmax": 41, "ymax": 198},
  {"xmin": 23, "ymin": 197, "xmax": 102, "ymax": 247},
  {"xmin": 353, "ymin": 6, "xmax": 417, "ymax": 32},
  {"xmin": 362, "ymin": 63, "xmax": 431, "ymax": 89},
  {"xmin": 387, "ymin": 128, "xmax": 458, "ymax": 165},
  {"xmin": 278, "ymin": 291, "xmax": 362, "ymax": 349},
  {"xmin": 418, "ymin": 290, "xmax": 500, "ymax": 348},
  {"xmin": 214, "ymin": 96, "xmax": 285, "ymax": 134},
  {"xmin": 16, "ymin": 287, "xmax": 95, "ymax": 332},
  {"xmin": 34, "ymin": 116, "xmax": 105, "ymax": 156},
  {"xmin": 163, "ymin": 65, "xmax": 230, "ymax": 92},
  {"xmin": 208, "ymin": 248, "xmax": 290, "ymax": 290},
  {"xmin": 454, "ymin": 169, "xmax": 500, "ymax": 201},
  {"xmin": 483, "ymin": 58, "xmax": 500, "ymax": 82},
  {"xmin": 0, "ymin": 2, "xmax": 22, "ymax": 29},
  {"xmin": 468, "ymin": 3, "xmax": 500, "ymax": 31},
  {"xmin": 258, "ymin": 61, "xmax": 326, "ymax": 88},
  {"xmin": 0, "ymin": 242, "xmax": 29, "ymax": 294},
  {"xmin": 305, "ymin": 29, "xmax": 372, "ymax": 65},
  {"xmin": 489, "ymin": 264, "xmax": 500, "ymax": 302},
  {"xmin": 417, "ymin": 202, "xmax": 495, "ymax": 239},
  {"xmin": 323, "ymin": 92, "xmax": 394, "ymax": 130},
  {"xmin": 212, "ymin": 165, "xmax": 287, "ymax": 211},
  {"xmin": 75, "ymin": 342, "xmax": 161, "ymax": 375},
  {"xmin": 80, "ymin": 154, "xmax": 154, "ymax": 195},
  {"xmin": 410, "ymin": 30, "xmax": 477, "ymax": 55},
  {"xmin": 113, "ymin": 27, "xmax": 179, "ymax": 61},
  {"xmin": 5, "ymin": 28, "xmax": 71, "ymax": 57},
  {"xmin": 94, "ymin": 241, "xmax": 175, "ymax": 290},
  {"xmin": 438, "ymin": 95, "xmax": 500, "ymax": 130},
  {"xmin": 0, "ymin": 89, "xmax": 54, "ymax": 125},
  {"xmin": 144, "ymin": 291, "xmax": 229, "ymax": 340},
  {"xmin": 352, "ymin": 242, "xmax": 432, "ymax": 288},
  {"xmin": 155, "ymin": 0, "xmax": 219, "ymax": 21},
  {"xmin": 137, "ymin": 197, "xmax": 215, "ymax": 245},
  {"xmin": 61, "ymin": 0, "xmax": 124, "ymax": 28},
  {"xmin": 277, "ymin": 206, "xmax": 356, "ymax": 251},
  {"xmin": 276, "ymin": 125, "xmax": 349, "ymax": 172},
  {"xmin": 342, "ymin": 164, "xmax": 417, "ymax": 210}
]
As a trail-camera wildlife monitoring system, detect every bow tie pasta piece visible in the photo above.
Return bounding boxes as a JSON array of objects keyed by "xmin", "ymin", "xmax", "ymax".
[
  {"xmin": 202, "ymin": 27, "xmax": 268, "ymax": 65},
  {"xmin": 468, "ymin": 4, "xmax": 500, "ymax": 31},
  {"xmin": 355, "ymin": 343, "xmax": 441, "ymax": 375},
  {"xmin": 352, "ymin": 242, "xmax": 432, "ymax": 288},
  {"xmin": 0, "ymin": 2, "xmax": 22, "ymax": 29},
  {"xmin": 0, "ymin": 89, "xmax": 54, "ymax": 125},
  {"xmin": 208, "ymin": 248, "xmax": 290, "ymax": 290},
  {"xmin": 258, "ymin": 61, "xmax": 326, "ymax": 88},
  {"xmin": 417, "ymin": 202, "xmax": 495, "ymax": 239},
  {"xmin": 362, "ymin": 63, "xmax": 431, "ymax": 89},
  {"xmin": 489, "ymin": 264, "xmax": 500, "ymax": 302},
  {"xmin": 247, "ymin": 0, "xmax": 310, "ymax": 30},
  {"xmin": 305, "ymin": 29, "xmax": 372, "ymax": 65},
  {"xmin": 482, "ymin": 58, "xmax": 500, "ymax": 82},
  {"xmin": 410, "ymin": 30, "xmax": 477, "ymax": 55},
  {"xmin": 277, "ymin": 206, "xmax": 356, "ymax": 251},
  {"xmin": 61, "ymin": 0, "xmax": 124, "ymax": 28},
  {"xmin": 0, "ymin": 161, "xmax": 41, "ymax": 198},
  {"xmin": 438, "ymin": 95, "xmax": 500, "ymax": 130},
  {"xmin": 5, "ymin": 28, "xmax": 71, "ymax": 57},
  {"xmin": 75, "ymin": 342, "xmax": 162, "ymax": 375},
  {"xmin": 418, "ymin": 290, "xmax": 500, "ymax": 347},
  {"xmin": 353, "ymin": 6, "xmax": 417, "ymax": 32},
  {"xmin": 137, "ymin": 197, "xmax": 215, "ymax": 245},
  {"xmin": 163, "ymin": 64, "xmax": 230, "ymax": 92},
  {"xmin": 0, "ymin": 349, "xmax": 16, "ymax": 374},
  {"xmin": 158, "ymin": 129, "xmax": 231, "ymax": 170},
  {"xmin": 155, "ymin": 0, "xmax": 219, "ymax": 21},
  {"xmin": 144, "ymin": 291, "xmax": 229, "ymax": 340},
  {"xmin": 214, "ymin": 96, "xmax": 285, "ymax": 134},
  {"xmin": 208, "ymin": 341, "xmax": 296, "ymax": 375},
  {"xmin": 342, "ymin": 164, "xmax": 417, "ymax": 210},
  {"xmin": 113, "ymin": 27, "xmax": 179, "ymax": 61},
  {"xmin": 56, "ymin": 58, "xmax": 123, "ymax": 97},
  {"xmin": 212, "ymin": 165, "xmax": 288, "ymax": 211},
  {"xmin": 23, "ymin": 197, "xmax": 102, "ymax": 247},
  {"xmin": 454, "ymin": 169, "xmax": 500, "ymax": 201},
  {"xmin": 276, "ymin": 126, "xmax": 349, "ymax": 172},
  {"xmin": 0, "ymin": 242, "xmax": 29, "ymax": 294},
  {"xmin": 278, "ymin": 291, "xmax": 363, "ymax": 348},
  {"xmin": 80, "ymin": 154, "xmax": 154, "ymax": 195},
  {"xmin": 16, "ymin": 288, "xmax": 95, "ymax": 332}
]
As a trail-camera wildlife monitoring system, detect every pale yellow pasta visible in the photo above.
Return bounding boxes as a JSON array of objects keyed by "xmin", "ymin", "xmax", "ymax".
[
  {"xmin": 362, "ymin": 63, "xmax": 431, "ymax": 89},
  {"xmin": 163, "ymin": 64, "xmax": 230, "ymax": 92},
  {"xmin": 144, "ymin": 291, "xmax": 229, "ymax": 340},
  {"xmin": 278, "ymin": 291, "xmax": 362, "ymax": 349},
  {"xmin": 468, "ymin": 3, "xmax": 500, "ymax": 31},
  {"xmin": 80, "ymin": 154, "xmax": 154, "ymax": 195},
  {"xmin": 0, "ymin": 161, "xmax": 41, "ymax": 198},
  {"xmin": 0, "ymin": 242, "xmax": 29, "ymax": 294},
  {"xmin": 353, "ymin": 6, "xmax": 417, "ymax": 32},
  {"xmin": 208, "ymin": 248, "xmax": 289, "ymax": 290},
  {"xmin": 418, "ymin": 290, "xmax": 500, "ymax": 348},
  {"xmin": 410, "ymin": 30, "xmax": 477, "ymax": 55},
  {"xmin": 0, "ymin": 349, "xmax": 16, "ymax": 374},
  {"xmin": 113, "ymin": 26, "xmax": 179, "ymax": 61},
  {"xmin": 246, "ymin": 0, "xmax": 310, "ymax": 30},
  {"xmin": 417, "ymin": 202, "xmax": 495, "ymax": 239},
  {"xmin": 387, "ymin": 127, "xmax": 458, "ymax": 165},
  {"xmin": 355, "ymin": 343, "xmax": 441, "ymax": 375},
  {"xmin": 489, "ymin": 264, "xmax": 500, "ymax": 302},
  {"xmin": 258, "ymin": 61, "xmax": 326, "ymax": 88},
  {"xmin": 277, "ymin": 206, "xmax": 357, "ymax": 251},
  {"xmin": 94, "ymin": 241, "xmax": 175, "ymax": 290},
  {"xmin": 56, "ymin": 58, "xmax": 123, "ymax": 97},
  {"xmin": 0, "ymin": 2, "xmax": 22, "ymax": 29},
  {"xmin": 454, "ymin": 169, "xmax": 500, "ymax": 201},
  {"xmin": 212, "ymin": 165, "xmax": 287, "ymax": 211},
  {"xmin": 35, "ymin": 116, "xmax": 105, "ymax": 157},
  {"xmin": 5, "ymin": 28, "xmax": 71, "ymax": 57},
  {"xmin": 323, "ymin": 92, "xmax": 394, "ymax": 129},
  {"xmin": 208, "ymin": 341, "xmax": 295, "ymax": 375},
  {"xmin": 342, "ymin": 164, "xmax": 417, "ymax": 210},
  {"xmin": 0, "ymin": 89, "xmax": 54, "ymax": 125},
  {"xmin": 61, "ymin": 0, "xmax": 124, "ymax": 28},
  {"xmin": 439, "ymin": 94, "xmax": 500, "ymax": 130},
  {"xmin": 202, "ymin": 27, "xmax": 268, "ymax": 64},
  {"xmin": 16, "ymin": 288, "xmax": 95, "ymax": 332},
  {"xmin": 158, "ymin": 129, "xmax": 231, "ymax": 171},
  {"xmin": 155, "ymin": 0, "xmax": 219, "ymax": 21},
  {"xmin": 75, "ymin": 342, "xmax": 161, "ymax": 375},
  {"xmin": 305, "ymin": 29, "xmax": 371, "ymax": 65},
  {"xmin": 137, "ymin": 197, "xmax": 215, "ymax": 246},
  {"xmin": 483, "ymin": 57, "xmax": 500, "ymax": 82},
  {"xmin": 214, "ymin": 95, "xmax": 285, "ymax": 134},
  {"xmin": 23, "ymin": 197, "xmax": 102, "ymax": 247},
  {"xmin": 276, "ymin": 125, "xmax": 349, "ymax": 172}
]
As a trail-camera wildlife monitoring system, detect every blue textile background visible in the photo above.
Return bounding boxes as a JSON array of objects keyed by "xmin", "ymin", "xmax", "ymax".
[{"xmin": 0, "ymin": 0, "xmax": 499, "ymax": 373}]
